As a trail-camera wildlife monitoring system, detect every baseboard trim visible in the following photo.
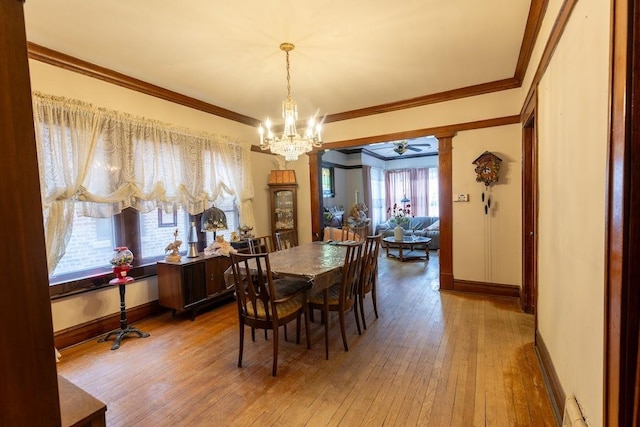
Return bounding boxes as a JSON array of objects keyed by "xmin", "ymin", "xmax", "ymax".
[
  {"xmin": 535, "ymin": 330, "xmax": 564, "ymax": 425},
  {"xmin": 54, "ymin": 301, "xmax": 164, "ymax": 349},
  {"xmin": 452, "ymin": 279, "xmax": 520, "ymax": 299}
]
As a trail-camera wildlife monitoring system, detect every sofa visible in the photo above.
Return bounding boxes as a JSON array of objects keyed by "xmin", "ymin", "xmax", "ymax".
[{"xmin": 374, "ymin": 216, "xmax": 440, "ymax": 249}]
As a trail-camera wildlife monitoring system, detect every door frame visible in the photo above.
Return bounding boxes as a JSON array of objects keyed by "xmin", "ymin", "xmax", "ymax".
[
  {"xmin": 308, "ymin": 131, "xmax": 455, "ymax": 291},
  {"xmin": 606, "ymin": 0, "xmax": 640, "ymax": 424},
  {"xmin": 521, "ymin": 95, "xmax": 538, "ymax": 316}
]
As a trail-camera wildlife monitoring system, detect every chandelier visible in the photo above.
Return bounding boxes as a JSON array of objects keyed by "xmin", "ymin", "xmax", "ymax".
[{"xmin": 258, "ymin": 43, "xmax": 322, "ymax": 161}]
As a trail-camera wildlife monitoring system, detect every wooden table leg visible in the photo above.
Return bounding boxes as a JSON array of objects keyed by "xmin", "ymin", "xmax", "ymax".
[{"xmin": 323, "ymin": 288, "xmax": 329, "ymax": 360}]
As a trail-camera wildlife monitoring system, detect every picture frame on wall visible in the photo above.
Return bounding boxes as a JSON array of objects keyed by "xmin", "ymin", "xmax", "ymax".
[{"xmin": 157, "ymin": 208, "xmax": 177, "ymax": 228}]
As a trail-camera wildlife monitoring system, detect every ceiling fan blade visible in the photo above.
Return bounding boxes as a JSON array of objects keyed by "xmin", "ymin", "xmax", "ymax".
[{"xmin": 406, "ymin": 145, "xmax": 421, "ymax": 152}]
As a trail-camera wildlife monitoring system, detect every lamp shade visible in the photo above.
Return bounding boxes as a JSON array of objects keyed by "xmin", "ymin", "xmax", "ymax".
[{"xmin": 201, "ymin": 206, "xmax": 228, "ymax": 233}]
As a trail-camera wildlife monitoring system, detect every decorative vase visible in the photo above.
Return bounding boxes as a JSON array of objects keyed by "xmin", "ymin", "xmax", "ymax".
[{"xmin": 394, "ymin": 224, "xmax": 404, "ymax": 241}]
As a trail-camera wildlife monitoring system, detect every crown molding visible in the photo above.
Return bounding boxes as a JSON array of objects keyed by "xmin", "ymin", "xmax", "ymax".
[
  {"xmin": 515, "ymin": 0, "xmax": 549, "ymax": 83},
  {"xmin": 27, "ymin": 42, "xmax": 260, "ymax": 127},
  {"xmin": 324, "ymin": 78, "xmax": 521, "ymax": 124},
  {"xmin": 316, "ymin": 115, "xmax": 520, "ymax": 151}
]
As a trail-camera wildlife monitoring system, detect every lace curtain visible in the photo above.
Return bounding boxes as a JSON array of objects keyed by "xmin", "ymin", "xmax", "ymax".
[{"xmin": 33, "ymin": 92, "xmax": 255, "ymax": 274}]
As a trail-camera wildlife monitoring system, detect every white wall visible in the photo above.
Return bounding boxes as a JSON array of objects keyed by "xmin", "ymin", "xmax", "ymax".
[
  {"xmin": 249, "ymin": 151, "xmax": 278, "ymax": 238},
  {"xmin": 534, "ymin": 0, "xmax": 610, "ymax": 424},
  {"xmin": 51, "ymin": 276, "xmax": 158, "ymax": 331},
  {"xmin": 452, "ymin": 125, "xmax": 522, "ymax": 286},
  {"xmin": 285, "ymin": 156, "xmax": 313, "ymax": 244},
  {"xmin": 28, "ymin": 61, "xmax": 255, "ymax": 143}
]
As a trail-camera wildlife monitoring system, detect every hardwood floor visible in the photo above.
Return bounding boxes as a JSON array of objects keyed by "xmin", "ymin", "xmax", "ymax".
[{"xmin": 56, "ymin": 251, "xmax": 556, "ymax": 426}]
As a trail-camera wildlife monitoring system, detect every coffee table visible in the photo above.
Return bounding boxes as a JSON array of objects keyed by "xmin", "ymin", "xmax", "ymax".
[{"xmin": 383, "ymin": 236, "xmax": 432, "ymax": 262}]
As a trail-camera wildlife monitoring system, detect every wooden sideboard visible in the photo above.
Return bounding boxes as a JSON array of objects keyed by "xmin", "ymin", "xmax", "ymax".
[
  {"xmin": 157, "ymin": 253, "xmax": 234, "ymax": 320},
  {"xmin": 59, "ymin": 375, "xmax": 106, "ymax": 427}
]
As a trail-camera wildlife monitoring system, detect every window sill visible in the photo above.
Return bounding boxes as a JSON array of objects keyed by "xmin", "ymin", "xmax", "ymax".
[{"xmin": 49, "ymin": 259, "xmax": 162, "ymax": 300}]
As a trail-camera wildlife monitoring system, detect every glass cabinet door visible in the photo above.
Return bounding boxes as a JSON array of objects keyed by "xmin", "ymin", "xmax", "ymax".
[
  {"xmin": 274, "ymin": 189, "xmax": 294, "ymax": 230},
  {"xmin": 269, "ymin": 182, "xmax": 297, "ymax": 236}
]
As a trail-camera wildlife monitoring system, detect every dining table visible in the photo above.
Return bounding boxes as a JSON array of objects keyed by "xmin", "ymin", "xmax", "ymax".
[{"xmin": 224, "ymin": 241, "xmax": 352, "ymax": 294}]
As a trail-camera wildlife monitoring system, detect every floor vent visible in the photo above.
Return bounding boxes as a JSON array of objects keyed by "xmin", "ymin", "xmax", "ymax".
[{"xmin": 562, "ymin": 396, "xmax": 588, "ymax": 427}]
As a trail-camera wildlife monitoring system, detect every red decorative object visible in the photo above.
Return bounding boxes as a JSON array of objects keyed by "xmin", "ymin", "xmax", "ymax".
[
  {"xmin": 110, "ymin": 246, "xmax": 134, "ymax": 279},
  {"xmin": 113, "ymin": 264, "xmax": 131, "ymax": 279}
]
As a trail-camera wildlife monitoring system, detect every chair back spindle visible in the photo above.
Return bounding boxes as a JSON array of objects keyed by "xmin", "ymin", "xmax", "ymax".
[{"xmin": 359, "ymin": 234, "xmax": 382, "ymax": 329}]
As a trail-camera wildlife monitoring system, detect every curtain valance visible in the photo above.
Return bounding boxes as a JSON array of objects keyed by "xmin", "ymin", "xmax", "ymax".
[{"xmin": 32, "ymin": 92, "xmax": 255, "ymax": 273}]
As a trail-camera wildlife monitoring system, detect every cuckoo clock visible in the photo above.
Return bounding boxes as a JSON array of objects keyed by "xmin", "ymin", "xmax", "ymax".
[{"xmin": 472, "ymin": 151, "xmax": 502, "ymax": 187}]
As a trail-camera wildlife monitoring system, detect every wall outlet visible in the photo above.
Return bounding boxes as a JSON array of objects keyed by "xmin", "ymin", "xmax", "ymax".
[{"xmin": 454, "ymin": 193, "xmax": 469, "ymax": 202}]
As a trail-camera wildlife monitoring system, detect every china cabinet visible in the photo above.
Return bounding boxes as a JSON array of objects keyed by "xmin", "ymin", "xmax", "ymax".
[{"xmin": 268, "ymin": 170, "xmax": 298, "ymax": 240}]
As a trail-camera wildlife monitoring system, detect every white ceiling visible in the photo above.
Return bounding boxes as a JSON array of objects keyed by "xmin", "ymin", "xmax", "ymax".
[{"xmin": 23, "ymin": 0, "xmax": 533, "ymax": 126}]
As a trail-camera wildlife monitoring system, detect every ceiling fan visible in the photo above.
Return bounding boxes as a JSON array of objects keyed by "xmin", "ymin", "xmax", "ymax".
[
  {"xmin": 392, "ymin": 140, "xmax": 422, "ymax": 155},
  {"xmin": 365, "ymin": 138, "xmax": 433, "ymax": 156}
]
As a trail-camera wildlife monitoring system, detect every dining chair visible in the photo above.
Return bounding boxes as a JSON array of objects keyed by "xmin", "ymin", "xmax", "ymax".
[
  {"xmin": 229, "ymin": 251, "xmax": 311, "ymax": 376},
  {"xmin": 323, "ymin": 226, "xmax": 358, "ymax": 242},
  {"xmin": 346, "ymin": 225, "xmax": 368, "ymax": 241},
  {"xmin": 274, "ymin": 229, "xmax": 298, "ymax": 251},
  {"xmin": 245, "ymin": 235, "xmax": 277, "ymax": 340},
  {"xmin": 308, "ymin": 240, "xmax": 365, "ymax": 359},
  {"xmin": 248, "ymin": 235, "xmax": 276, "ymax": 254},
  {"xmin": 359, "ymin": 234, "xmax": 382, "ymax": 329}
]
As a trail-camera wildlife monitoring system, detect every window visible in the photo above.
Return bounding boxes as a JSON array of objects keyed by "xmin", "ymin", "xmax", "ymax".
[
  {"xmin": 140, "ymin": 207, "xmax": 190, "ymax": 260},
  {"xmin": 50, "ymin": 205, "xmax": 116, "ymax": 283},
  {"xmin": 428, "ymin": 168, "xmax": 439, "ymax": 216},
  {"xmin": 321, "ymin": 166, "xmax": 335, "ymax": 198},
  {"xmin": 50, "ymin": 201, "xmax": 240, "ymax": 288},
  {"xmin": 385, "ymin": 167, "xmax": 438, "ymax": 217},
  {"xmin": 33, "ymin": 93, "xmax": 252, "ymax": 293},
  {"xmin": 370, "ymin": 168, "xmax": 386, "ymax": 228}
]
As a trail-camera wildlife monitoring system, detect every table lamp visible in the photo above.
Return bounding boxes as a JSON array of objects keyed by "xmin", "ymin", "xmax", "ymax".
[
  {"xmin": 200, "ymin": 206, "xmax": 228, "ymax": 240},
  {"xmin": 186, "ymin": 221, "xmax": 199, "ymax": 258}
]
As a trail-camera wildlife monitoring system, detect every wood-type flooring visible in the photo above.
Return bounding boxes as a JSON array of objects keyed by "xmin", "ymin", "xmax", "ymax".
[{"xmin": 56, "ymin": 251, "xmax": 556, "ymax": 426}]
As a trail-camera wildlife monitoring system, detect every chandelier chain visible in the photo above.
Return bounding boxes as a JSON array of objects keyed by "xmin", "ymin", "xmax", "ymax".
[{"xmin": 285, "ymin": 50, "xmax": 292, "ymax": 101}]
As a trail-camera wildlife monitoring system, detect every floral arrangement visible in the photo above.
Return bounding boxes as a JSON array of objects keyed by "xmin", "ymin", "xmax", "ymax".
[
  {"xmin": 388, "ymin": 203, "xmax": 411, "ymax": 224},
  {"xmin": 110, "ymin": 246, "xmax": 134, "ymax": 266},
  {"xmin": 203, "ymin": 217, "xmax": 227, "ymax": 232}
]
